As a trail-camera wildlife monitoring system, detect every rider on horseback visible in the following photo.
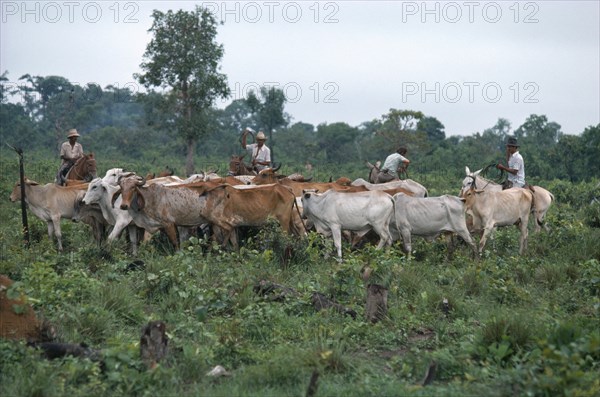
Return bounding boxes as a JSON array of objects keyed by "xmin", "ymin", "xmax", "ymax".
[
  {"xmin": 241, "ymin": 128, "xmax": 271, "ymax": 173},
  {"xmin": 56, "ymin": 129, "xmax": 83, "ymax": 185}
]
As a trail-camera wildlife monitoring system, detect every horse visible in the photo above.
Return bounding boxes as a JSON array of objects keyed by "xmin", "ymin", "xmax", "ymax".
[
  {"xmin": 228, "ymin": 154, "xmax": 257, "ymax": 176},
  {"xmin": 366, "ymin": 160, "xmax": 409, "ymax": 183},
  {"xmin": 65, "ymin": 153, "xmax": 97, "ymax": 185},
  {"xmin": 460, "ymin": 166, "xmax": 554, "ymax": 233}
]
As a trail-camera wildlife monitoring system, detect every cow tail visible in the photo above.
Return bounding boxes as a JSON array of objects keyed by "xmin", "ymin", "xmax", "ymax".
[
  {"xmin": 292, "ymin": 198, "xmax": 310, "ymax": 235},
  {"xmin": 529, "ymin": 189, "xmax": 537, "ymax": 222},
  {"xmin": 389, "ymin": 195, "xmax": 399, "ymax": 245}
]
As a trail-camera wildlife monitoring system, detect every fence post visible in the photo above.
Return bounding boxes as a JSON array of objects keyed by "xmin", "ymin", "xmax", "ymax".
[{"xmin": 7, "ymin": 144, "xmax": 29, "ymax": 247}]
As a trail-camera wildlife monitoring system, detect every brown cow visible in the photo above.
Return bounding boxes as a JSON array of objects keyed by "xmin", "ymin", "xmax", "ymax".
[
  {"xmin": 189, "ymin": 183, "xmax": 304, "ymax": 250},
  {"xmin": 252, "ymin": 172, "xmax": 368, "ymax": 197}
]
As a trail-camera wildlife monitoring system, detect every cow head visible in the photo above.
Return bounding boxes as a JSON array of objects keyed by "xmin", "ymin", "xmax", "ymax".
[
  {"xmin": 9, "ymin": 178, "xmax": 38, "ymax": 202},
  {"xmin": 300, "ymin": 189, "xmax": 320, "ymax": 219},
  {"xmin": 115, "ymin": 176, "xmax": 145, "ymax": 210},
  {"xmin": 103, "ymin": 169, "xmax": 135, "ymax": 186},
  {"xmin": 459, "ymin": 184, "xmax": 483, "ymax": 209},
  {"xmin": 82, "ymin": 178, "xmax": 104, "ymax": 205}
]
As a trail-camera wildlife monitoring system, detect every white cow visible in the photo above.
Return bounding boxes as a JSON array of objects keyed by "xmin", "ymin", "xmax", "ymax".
[
  {"xmin": 392, "ymin": 193, "xmax": 476, "ymax": 255},
  {"xmin": 461, "ymin": 167, "xmax": 554, "ymax": 232},
  {"xmin": 102, "ymin": 168, "xmax": 184, "ymax": 187},
  {"xmin": 301, "ymin": 189, "xmax": 394, "ymax": 258},
  {"xmin": 461, "ymin": 186, "xmax": 533, "ymax": 255},
  {"xmin": 351, "ymin": 178, "xmax": 428, "ymax": 197},
  {"xmin": 82, "ymin": 178, "xmax": 141, "ymax": 255}
]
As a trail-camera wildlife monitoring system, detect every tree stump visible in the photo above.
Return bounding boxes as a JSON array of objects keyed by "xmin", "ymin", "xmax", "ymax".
[
  {"xmin": 140, "ymin": 321, "xmax": 169, "ymax": 369},
  {"xmin": 0, "ymin": 275, "xmax": 42, "ymax": 341},
  {"xmin": 365, "ymin": 284, "xmax": 388, "ymax": 323}
]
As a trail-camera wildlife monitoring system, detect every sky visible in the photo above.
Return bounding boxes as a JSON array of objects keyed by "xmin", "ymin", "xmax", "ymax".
[{"xmin": 1, "ymin": 0, "xmax": 599, "ymax": 137}]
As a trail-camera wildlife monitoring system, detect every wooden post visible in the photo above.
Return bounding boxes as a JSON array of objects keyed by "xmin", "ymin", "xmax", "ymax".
[
  {"xmin": 305, "ymin": 370, "xmax": 319, "ymax": 397},
  {"xmin": 7, "ymin": 144, "xmax": 29, "ymax": 247},
  {"xmin": 365, "ymin": 284, "xmax": 388, "ymax": 323}
]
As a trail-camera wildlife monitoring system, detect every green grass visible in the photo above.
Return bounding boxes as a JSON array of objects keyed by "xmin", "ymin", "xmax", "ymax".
[{"xmin": 1, "ymin": 157, "xmax": 599, "ymax": 396}]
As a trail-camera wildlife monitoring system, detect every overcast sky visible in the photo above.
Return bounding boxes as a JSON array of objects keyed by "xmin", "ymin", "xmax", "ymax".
[{"xmin": 1, "ymin": 0, "xmax": 598, "ymax": 136}]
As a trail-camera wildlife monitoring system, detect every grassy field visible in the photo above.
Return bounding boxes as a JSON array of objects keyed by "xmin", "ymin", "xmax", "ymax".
[{"xmin": 1, "ymin": 156, "xmax": 599, "ymax": 397}]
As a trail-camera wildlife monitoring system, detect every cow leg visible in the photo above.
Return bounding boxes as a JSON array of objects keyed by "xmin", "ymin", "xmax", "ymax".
[
  {"xmin": 398, "ymin": 227, "xmax": 412, "ymax": 254},
  {"xmin": 163, "ymin": 224, "xmax": 179, "ymax": 250},
  {"xmin": 374, "ymin": 223, "xmax": 393, "ymax": 250},
  {"xmin": 518, "ymin": 218, "xmax": 529, "ymax": 255},
  {"xmin": 330, "ymin": 226, "xmax": 343, "ymax": 259},
  {"xmin": 108, "ymin": 220, "xmax": 129, "ymax": 242},
  {"xmin": 50, "ymin": 217, "xmax": 63, "ymax": 252},
  {"xmin": 478, "ymin": 224, "xmax": 495, "ymax": 255},
  {"xmin": 456, "ymin": 228, "xmax": 477, "ymax": 258},
  {"xmin": 127, "ymin": 224, "xmax": 139, "ymax": 256}
]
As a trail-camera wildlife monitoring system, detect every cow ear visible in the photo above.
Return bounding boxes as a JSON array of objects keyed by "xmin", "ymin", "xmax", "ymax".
[
  {"xmin": 111, "ymin": 191, "xmax": 121, "ymax": 208},
  {"xmin": 459, "ymin": 197, "xmax": 466, "ymax": 202},
  {"xmin": 303, "ymin": 192, "xmax": 310, "ymax": 199},
  {"xmin": 134, "ymin": 189, "xmax": 145, "ymax": 211}
]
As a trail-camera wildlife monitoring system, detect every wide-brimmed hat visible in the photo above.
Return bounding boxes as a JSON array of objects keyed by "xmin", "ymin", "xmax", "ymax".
[
  {"xmin": 256, "ymin": 131, "xmax": 267, "ymax": 141},
  {"xmin": 67, "ymin": 129, "xmax": 80, "ymax": 138},
  {"xmin": 506, "ymin": 137, "xmax": 519, "ymax": 147}
]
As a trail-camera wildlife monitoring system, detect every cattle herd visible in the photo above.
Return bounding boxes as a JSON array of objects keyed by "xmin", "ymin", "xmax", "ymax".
[{"xmin": 9, "ymin": 164, "xmax": 554, "ymax": 259}]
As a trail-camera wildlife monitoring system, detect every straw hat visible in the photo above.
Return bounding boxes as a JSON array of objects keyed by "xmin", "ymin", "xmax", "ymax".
[{"xmin": 67, "ymin": 129, "xmax": 80, "ymax": 138}]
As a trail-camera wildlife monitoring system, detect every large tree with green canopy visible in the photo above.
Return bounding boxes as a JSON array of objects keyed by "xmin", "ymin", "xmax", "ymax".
[{"xmin": 136, "ymin": 6, "xmax": 230, "ymax": 175}]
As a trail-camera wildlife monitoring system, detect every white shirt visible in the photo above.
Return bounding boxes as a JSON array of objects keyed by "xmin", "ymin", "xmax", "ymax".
[
  {"xmin": 246, "ymin": 143, "xmax": 271, "ymax": 171},
  {"xmin": 508, "ymin": 151, "xmax": 525, "ymax": 187},
  {"xmin": 60, "ymin": 141, "xmax": 83, "ymax": 165},
  {"xmin": 381, "ymin": 152, "xmax": 409, "ymax": 177}
]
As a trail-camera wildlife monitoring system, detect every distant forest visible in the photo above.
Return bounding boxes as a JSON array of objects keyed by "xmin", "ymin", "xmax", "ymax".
[{"xmin": 1, "ymin": 73, "xmax": 598, "ymax": 182}]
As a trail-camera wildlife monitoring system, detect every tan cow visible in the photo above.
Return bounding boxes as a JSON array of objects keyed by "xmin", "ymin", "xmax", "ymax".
[
  {"xmin": 461, "ymin": 186, "xmax": 534, "ymax": 255},
  {"xmin": 10, "ymin": 179, "xmax": 105, "ymax": 251}
]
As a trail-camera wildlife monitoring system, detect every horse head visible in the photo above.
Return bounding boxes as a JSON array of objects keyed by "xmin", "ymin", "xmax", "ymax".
[
  {"xmin": 69, "ymin": 153, "xmax": 97, "ymax": 182},
  {"xmin": 366, "ymin": 161, "xmax": 381, "ymax": 184}
]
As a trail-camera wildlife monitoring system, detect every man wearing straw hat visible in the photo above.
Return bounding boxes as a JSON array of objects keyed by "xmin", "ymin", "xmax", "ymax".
[
  {"xmin": 241, "ymin": 128, "xmax": 271, "ymax": 173},
  {"xmin": 56, "ymin": 128, "xmax": 84, "ymax": 185}
]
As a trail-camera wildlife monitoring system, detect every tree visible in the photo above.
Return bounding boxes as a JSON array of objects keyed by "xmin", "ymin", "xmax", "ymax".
[
  {"xmin": 136, "ymin": 6, "xmax": 230, "ymax": 175},
  {"xmin": 17, "ymin": 74, "xmax": 74, "ymax": 146},
  {"xmin": 417, "ymin": 116, "xmax": 446, "ymax": 145},
  {"xmin": 373, "ymin": 109, "xmax": 428, "ymax": 161},
  {"xmin": 315, "ymin": 122, "xmax": 359, "ymax": 164},
  {"xmin": 515, "ymin": 114, "xmax": 562, "ymax": 149},
  {"xmin": 246, "ymin": 86, "xmax": 289, "ymax": 163}
]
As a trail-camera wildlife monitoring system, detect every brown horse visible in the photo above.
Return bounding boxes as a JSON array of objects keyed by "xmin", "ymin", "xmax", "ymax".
[
  {"xmin": 228, "ymin": 154, "xmax": 256, "ymax": 176},
  {"xmin": 66, "ymin": 153, "xmax": 97, "ymax": 184}
]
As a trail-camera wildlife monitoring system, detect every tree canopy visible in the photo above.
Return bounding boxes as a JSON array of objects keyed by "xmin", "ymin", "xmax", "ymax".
[{"xmin": 136, "ymin": 6, "xmax": 229, "ymax": 175}]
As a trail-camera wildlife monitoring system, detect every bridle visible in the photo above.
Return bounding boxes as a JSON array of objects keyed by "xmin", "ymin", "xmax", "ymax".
[{"xmin": 67, "ymin": 156, "xmax": 96, "ymax": 182}]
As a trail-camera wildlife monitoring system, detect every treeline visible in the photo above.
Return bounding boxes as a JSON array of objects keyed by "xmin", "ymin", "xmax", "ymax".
[{"xmin": 1, "ymin": 73, "xmax": 598, "ymax": 182}]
